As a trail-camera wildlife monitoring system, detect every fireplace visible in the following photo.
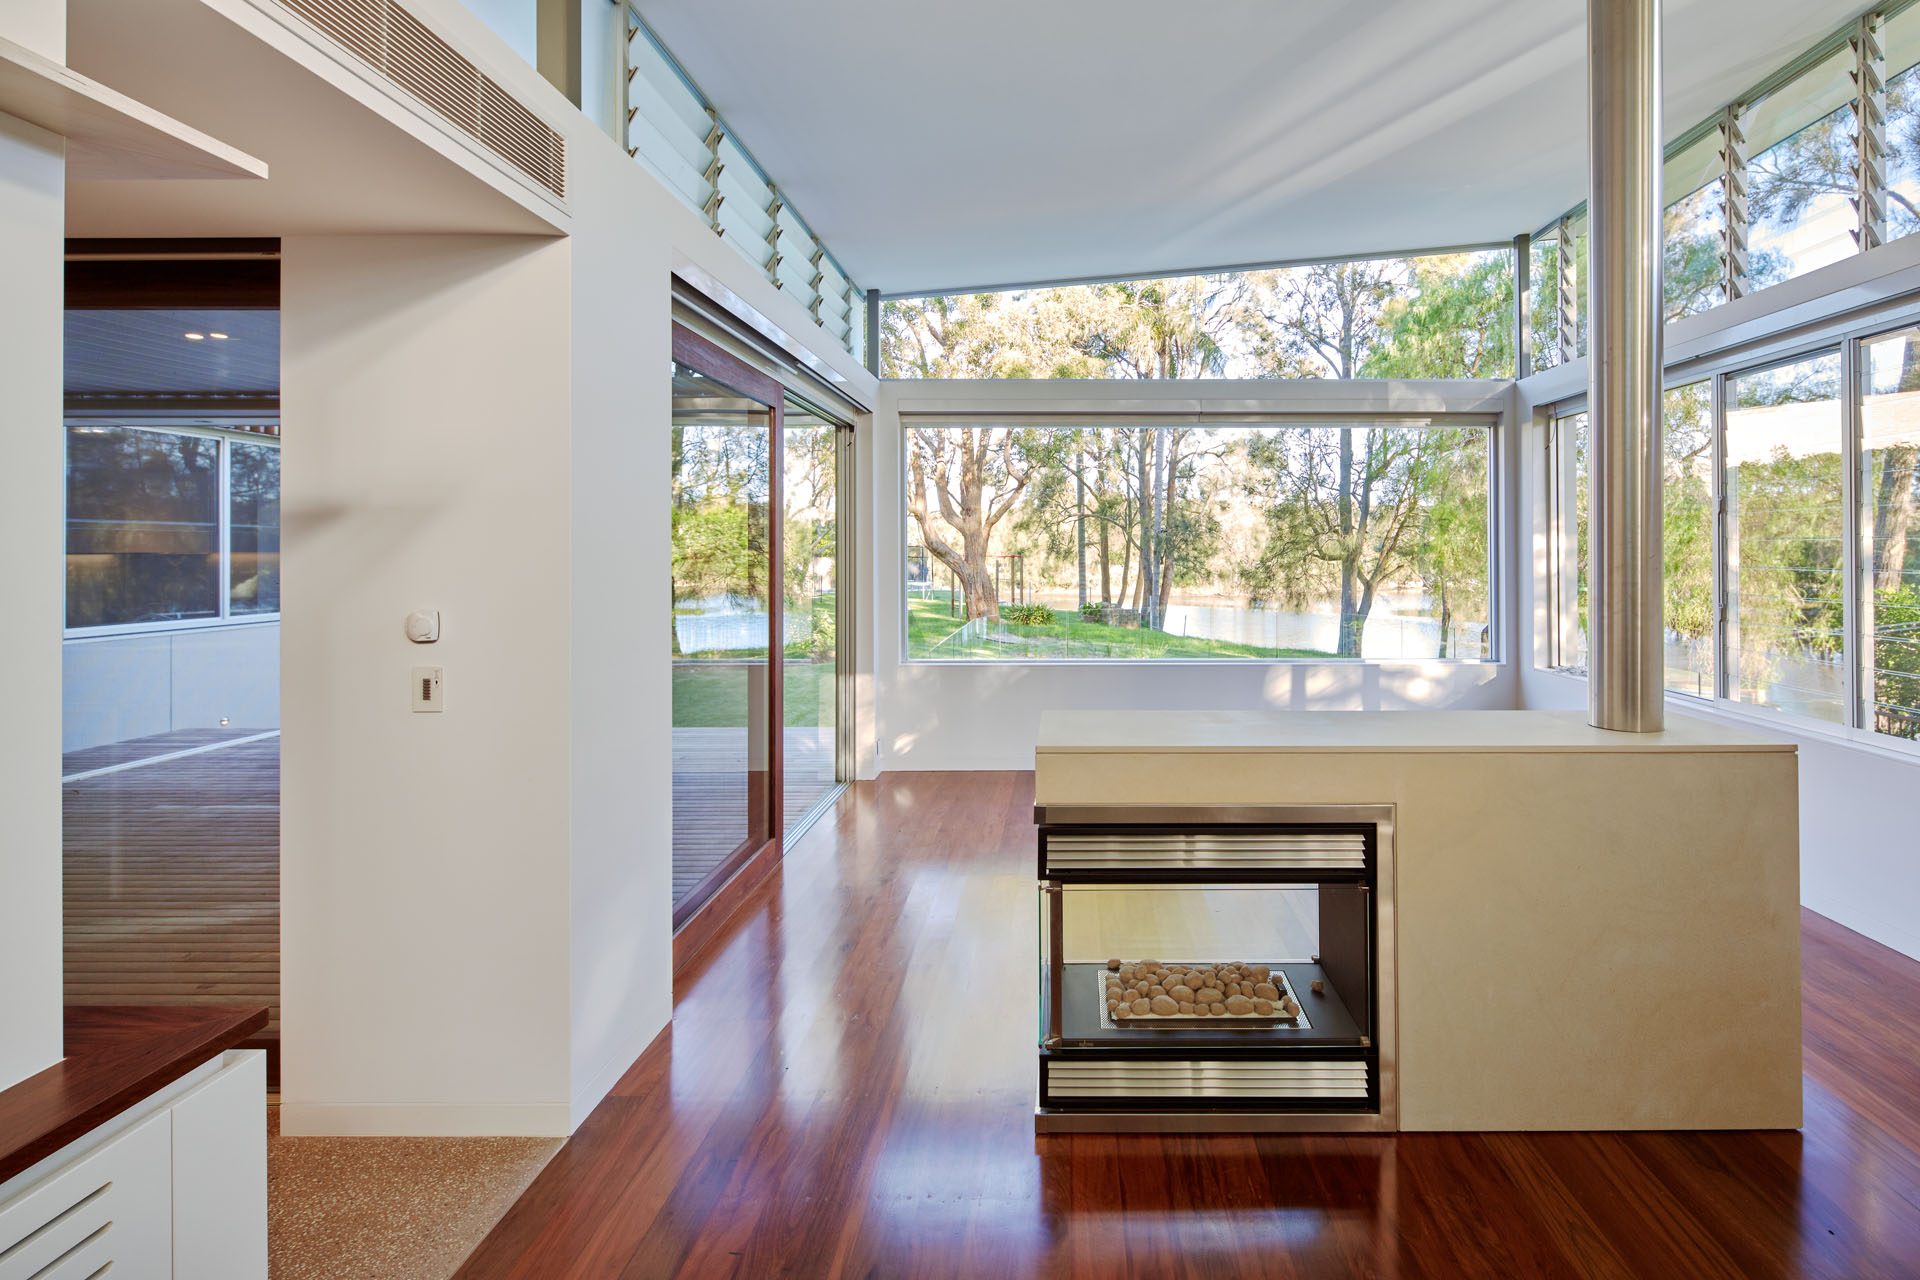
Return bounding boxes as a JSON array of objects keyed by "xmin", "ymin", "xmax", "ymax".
[{"xmin": 1034, "ymin": 804, "xmax": 1395, "ymax": 1132}]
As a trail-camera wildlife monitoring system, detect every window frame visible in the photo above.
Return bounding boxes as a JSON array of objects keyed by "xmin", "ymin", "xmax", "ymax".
[
  {"xmin": 62, "ymin": 417, "xmax": 281, "ymax": 639},
  {"xmin": 1537, "ymin": 296, "xmax": 1920, "ymax": 756},
  {"xmin": 897, "ymin": 411, "xmax": 1503, "ymax": 667}
]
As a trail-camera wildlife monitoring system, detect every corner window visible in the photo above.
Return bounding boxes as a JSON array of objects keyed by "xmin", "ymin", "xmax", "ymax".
[{"xmin": 1861, "ymin": 328, "xmax": 1920, "ymax": 741}]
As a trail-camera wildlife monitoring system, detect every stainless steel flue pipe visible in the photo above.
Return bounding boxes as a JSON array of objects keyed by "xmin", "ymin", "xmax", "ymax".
[{"xmin": 1587, "ymin": 0, "xmax": 1666, "ymax": 732}]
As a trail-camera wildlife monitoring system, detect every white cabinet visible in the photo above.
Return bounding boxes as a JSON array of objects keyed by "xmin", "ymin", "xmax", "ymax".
[
  {"xmin": 0, "ymin": 1049, "xmax": 266, "ymax": 1279},
  {"xmin": 171, "ymin": 1051, "xmax": 268, "ymax": 1279}
]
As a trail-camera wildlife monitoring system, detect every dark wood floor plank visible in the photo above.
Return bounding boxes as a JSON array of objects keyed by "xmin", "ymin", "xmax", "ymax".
[{"xmin": 458, "ymin": 772, "xmax": 1920, "ymax": 1280}]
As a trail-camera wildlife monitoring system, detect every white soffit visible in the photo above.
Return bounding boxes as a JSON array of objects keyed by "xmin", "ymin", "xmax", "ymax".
[
  {"xmin": 62, "ymin": 0, "xmax": 561, "ymax": 237},
  {"xmin": 636, "ymin": 0, "xmax": 1872, "ymax": 295}
]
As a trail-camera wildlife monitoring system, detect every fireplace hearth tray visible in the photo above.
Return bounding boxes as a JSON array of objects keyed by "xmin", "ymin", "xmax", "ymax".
[{"xmin": 1094, "ymin": 962, "xmax": 1312, "ymax": 1030}]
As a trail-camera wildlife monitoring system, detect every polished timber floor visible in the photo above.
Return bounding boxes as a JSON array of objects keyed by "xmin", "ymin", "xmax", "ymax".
[{"xmin": 459, "ymin": 772, "xmax": 1920, "ymax": 1280}]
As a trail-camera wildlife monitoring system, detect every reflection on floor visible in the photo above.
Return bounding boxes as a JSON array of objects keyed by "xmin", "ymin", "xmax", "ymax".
[
  {"xmin": 461, "ymin": 771, "xmax": 1920, "ymax": 1279},
  {"xmin": 63, "ymin": 728, "xmax": 281, "ymax": 1046},
  {"xmin": 269, "ymin": 1107, "xmax": 559, "ymax": 1280},
  {"xmin": 670, "ymin": 726, "xmax": 834, "ymax": 908}
]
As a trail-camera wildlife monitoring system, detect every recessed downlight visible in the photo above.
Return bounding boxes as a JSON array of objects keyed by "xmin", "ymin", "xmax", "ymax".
[
  {"xmin": 184, "ymin": 332, "xmax": 206, "ymax": 340},
  {"xmin": 209, "ymin": 332, "xmax": 229, "ymax": 340}
]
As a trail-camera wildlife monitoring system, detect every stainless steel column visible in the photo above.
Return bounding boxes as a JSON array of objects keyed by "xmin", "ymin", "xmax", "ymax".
[{"xmin": 1587, "ymin": 0, "xmax": 1665, "ymax": 732}]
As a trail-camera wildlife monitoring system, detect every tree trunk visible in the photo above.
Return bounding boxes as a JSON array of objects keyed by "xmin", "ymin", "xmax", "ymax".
[
  {"xmin": 1336, "ymin": 430, "xmax": 1360, "ymax": 656},
  {"xmin": 1155, "ymin": 431, "xmax": 1182, "ymax": 620},
  {"xmin": 1875, "ymin": 444, "xmax": 1917, "ymax": 593},
  {"xmin": 1075, "ymin": 444, "xmax": 1088, "ymax": 610},
  {"xmin": 1132, "ymin": 431, "xmax": 1152, "ymax": 614},
  {"xmin": 1148, "ymin": 429, "xmax": 1168, "ymax": 628},
  {"xmin": 1098, "ymin": 519, "xmax": 1112, "ymax": 604},
  {"xmin": 957, "ymin": 558, "xmax": 996, "ymax": 623}
]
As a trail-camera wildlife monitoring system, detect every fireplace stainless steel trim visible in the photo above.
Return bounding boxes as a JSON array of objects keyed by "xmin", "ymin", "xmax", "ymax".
[
  {"xmin": 1036, "ymin": 804, "xmax": 1388, "ymax": 827},
  {"xmin": 1046, "ymin": 1060, "xmax": 1369, "ymax": 1099},
  {"xmin": 1035, "ymin": 803, "xmax": 1398, "ymax": 1133},
  {"xmin": 1035, "ymin": 1111, "xmax": 1389, "ymax": 1134},
  {"xmin": 1045, "ymin": 830, "xmax": 1366, "ymax": 871}
]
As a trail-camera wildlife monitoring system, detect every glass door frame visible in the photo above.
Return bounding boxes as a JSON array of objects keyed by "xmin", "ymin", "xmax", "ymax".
[{"xmin": 671, "ymin": 324, "xmax": 787, "ymax": 929}]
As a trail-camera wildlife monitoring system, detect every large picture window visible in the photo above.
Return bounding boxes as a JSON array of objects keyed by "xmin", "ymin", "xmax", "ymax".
[
  {"xmin": 65, "ymin": 424, "xmax": 281, "ymax": 631},
  {"xmin": 904, "ymin": 420, "xmax": 1493, "ymax": 662}
]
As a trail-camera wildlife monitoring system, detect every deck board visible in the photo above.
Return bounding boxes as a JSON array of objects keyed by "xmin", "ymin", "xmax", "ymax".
[
  {"xmin": 63, "ymin": 726, "xmax": 842, "ymax": 1041},
  {"xmin": 62, "ymin": 730, "xmax": 282, "ymax": 1040},
  {"xmin": 672, "ymin": 726, "xmax": 835, "ymax": 909}
]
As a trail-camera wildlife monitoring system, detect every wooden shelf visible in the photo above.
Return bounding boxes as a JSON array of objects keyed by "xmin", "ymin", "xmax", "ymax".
[
  {"xmin": 0, "ymin": 1005, "xmax": 268, "ymax": 1187},
  {"xmin": 0, "ymin": 35, "xmax": 266, "ymax": 180}
]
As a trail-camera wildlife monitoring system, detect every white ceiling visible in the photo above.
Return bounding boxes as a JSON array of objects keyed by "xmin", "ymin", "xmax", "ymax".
[
  {"xmin": 66, "ymin": 310, "xmax": 279, "ymax": 396},
  {"xmin": 636, "ymin": 0, "xmax": 1873, "ymax": 296}
]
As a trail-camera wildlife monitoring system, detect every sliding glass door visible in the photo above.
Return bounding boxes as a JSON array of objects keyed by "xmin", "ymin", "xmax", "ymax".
[
  {"xmin": 670, "ymin": 326, "xmax": 849, "ymax": 927},
  {"xmin": 671, "ymin": 340, "xmax": 778, "ymax": 924},
  {"xmin": 781, "ymin": 399, "xmax": 840, "ymax": 832}
]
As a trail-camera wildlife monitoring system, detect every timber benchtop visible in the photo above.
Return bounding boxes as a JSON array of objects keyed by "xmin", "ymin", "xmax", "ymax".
[
  {"xmin": 0, "ymin": 1004, "xmax": 268, "ymax": 1185},
  {"xmin": 1035, "ymin": 708, "xmax": 1797, "ymax": 755}
]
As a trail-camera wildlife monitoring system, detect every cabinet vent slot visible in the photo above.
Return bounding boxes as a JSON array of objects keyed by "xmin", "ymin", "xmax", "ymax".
[
  {"xmin": 1047, "ymin": 1059, "xmax": 1370, "ymax": 1099},
  {"xmin": 1046, "ymin": 830, "xmax": 1365, "ymax": 870},
  {"xmin": 275, "ymin": 0, "xmax": 566, "ymax": 199},
  {"xmin": 0, "ymin": 1182, "xmax": 111, "ymax": 1271},
  {"xmin": 5, "ymin": 1220, "xmax": 111, "ymax": 1280}
]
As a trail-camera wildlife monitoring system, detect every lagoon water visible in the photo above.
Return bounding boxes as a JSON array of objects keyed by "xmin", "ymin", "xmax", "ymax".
[{"xmin": 1032, "ymin": 593, "xmax": 1489, "ymax": 661}]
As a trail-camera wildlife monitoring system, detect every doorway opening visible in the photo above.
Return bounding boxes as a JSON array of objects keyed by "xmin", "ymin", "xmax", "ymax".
[{"xmin": 60, "ymin": 241, "xmax": 282, "ymax": 1073}]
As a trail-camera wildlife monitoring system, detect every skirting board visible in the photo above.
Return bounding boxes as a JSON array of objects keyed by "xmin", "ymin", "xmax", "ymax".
[{"xmin": 278, "ymin": 1102, "xmax": 572, "ymax": 1137}]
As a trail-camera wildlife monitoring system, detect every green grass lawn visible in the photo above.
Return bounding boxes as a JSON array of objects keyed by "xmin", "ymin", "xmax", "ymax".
[
  {"xmin": 906, "ymin": 592, "xmax": 1332, "ymax": 660},
  {"xmin": 673, "ymin": 661, "xmax": 836, "ymax": 727}
]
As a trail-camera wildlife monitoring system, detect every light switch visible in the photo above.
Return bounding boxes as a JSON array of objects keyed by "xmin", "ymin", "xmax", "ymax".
[{"xmin": 411, "ymin": 666, "xmax": 444, "ymax": 712}]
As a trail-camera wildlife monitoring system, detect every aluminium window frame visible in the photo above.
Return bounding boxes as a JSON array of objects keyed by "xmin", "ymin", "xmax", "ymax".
[
  {"xmin": 61, "ymin": 416, "xmax": 282, "ymax": 640},
  {"xmin": 1537, "ymin": 294, "xmax": 1920, "ymax": 757},
  {"xmin": 896, "ymin": 411, "xmax": 1504, "ymax": 667}
]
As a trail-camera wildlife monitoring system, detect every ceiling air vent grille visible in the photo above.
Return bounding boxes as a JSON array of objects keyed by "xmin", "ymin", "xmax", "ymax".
[{"xmin": 277, "ymin": 0, "xmax": 566, "ymax": 200}]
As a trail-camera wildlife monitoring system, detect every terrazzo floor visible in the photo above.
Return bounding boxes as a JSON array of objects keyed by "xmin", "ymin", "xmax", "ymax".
[{"xmin": 268, "ymin": 1107, "xmax": 561, "ymax": 1279}]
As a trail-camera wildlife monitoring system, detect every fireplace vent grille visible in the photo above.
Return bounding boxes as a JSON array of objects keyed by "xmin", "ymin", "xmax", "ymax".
[
  {"xmin": 1045, "ymin": 830, "xmax": 1365, "ymax": 871},
  {"xmin": 1046, "ymin": 1060, "xmax": 1370, "ymax": 1099},
  {"xmin": 275, "ymin": 0, "xmax": 566, "ymax": 199}
]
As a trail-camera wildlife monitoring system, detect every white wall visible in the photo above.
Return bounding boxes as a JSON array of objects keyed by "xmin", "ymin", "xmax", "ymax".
[
  {"xmin": 411, "ymin": 0, "xmax": 880, "ymax": 1128},
  {"xmin": 280, "ymin": 234, "xmax": 576, "ymax": 1135},
  {"xmin": 553, "ymin": 89, "xmax": 674, "ymax": 1127},
  {"xmin": 0, "ymin": 108, "xmax": 65, "ymax": 1092},
  {"xmin": 63, "ymin": 624, "xmax": 280, "ymax": 753},
  {"xmin": 267, "ymin": 0, "xmax": 877, "ymax": 1133},
  {"xmin": 871, "ymin": 379, "xmax": 1521, "ymax": 772}
]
